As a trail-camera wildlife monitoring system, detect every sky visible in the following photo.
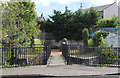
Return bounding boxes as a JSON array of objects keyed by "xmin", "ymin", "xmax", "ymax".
[
  {"xmin": 35, "ymin": 0, "xmax": 120, "ymax": 19},
  {"xmin": 1, "ymin": 0, "xmax": 120, "ymax": 18}
]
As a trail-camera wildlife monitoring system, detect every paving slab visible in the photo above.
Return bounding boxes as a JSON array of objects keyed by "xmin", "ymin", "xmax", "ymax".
[
  {"xmin": 47, "ymin": 52, "xmax": 66, "ymax": 66},
  {"xmin": 1, "ymin": 65, "xmax": 119, "ymax": 77}
]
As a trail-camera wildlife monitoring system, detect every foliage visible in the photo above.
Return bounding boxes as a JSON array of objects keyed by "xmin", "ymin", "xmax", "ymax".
[
  {"xmin": 95, "ymin": 15, "xmax": 119, "ymax": 28},
  {"xmin": 100, "ymin": 48, "xmax": 120, "ymax": 64},
  {"xmin": 1, "ymin": 1, "xmax": 39, "ymax": 47},
  {"xmin": 41, "ymin": 7, "xmax": 100, "ymax": 41},
  {"xmin": 98, "ymin": 35, "xmax": 109, "ymax": 47},
  {"xmin": 88, "ymin": 38, "xmax": 94, "ymax": 47},
  {"xmin": 34, "ymin": 39, "xmax": 44, "ymax": 47},
  {"xmin": 83, "ymin": 7, "xmax": 100, "ymax": 28},
  {"xmin": 92, "ymin": 30, "xmax": 109, "ymax": 47},
  {"xmin": 82, "ymin": 28, "xmax": 89, "ymax": 47}
]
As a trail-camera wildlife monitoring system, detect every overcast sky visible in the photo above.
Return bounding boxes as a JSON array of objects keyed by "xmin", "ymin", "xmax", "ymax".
[{"xmin": 35, "ymin": 0, "xmax": 120, "ymax": 19}]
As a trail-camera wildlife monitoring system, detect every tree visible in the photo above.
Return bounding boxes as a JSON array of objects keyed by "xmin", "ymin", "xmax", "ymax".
[
  {"xmin": 95, "ymin": 15, "xmax": 119, "ymax": 28},
  {"xmin": 82, "ymin": 28, "xmax": 89, "ymax": 47},
  {"xmin": 1, "ymin": 1, "xmax": 39, "ymax": 47},
  {"xmin": 41, "ymin": 6, "xmax": 99, "ymax": 41},
  {"xmin": 83, "ymin": 7, "xmax": 100, "ymax": 29},
  {"xmin": 41, "ymin": 7, "xmax": 74, "ymax": 41},
  {"xmin": 1, "ymin": 1, "xmax": 39, "ymax": 65}
]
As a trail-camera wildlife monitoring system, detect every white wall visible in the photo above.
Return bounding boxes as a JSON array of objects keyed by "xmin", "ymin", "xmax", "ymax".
[
  {"xmin": 104, "ymin": 3, "xmax": 118, "ymax": 19},
  {"xmin": 104, "ymin": 33, "xmax": 118, "ymax": 47},
  {"xmin": 118, "ymin": 1, "xmax": 120, "ymax": 21}
]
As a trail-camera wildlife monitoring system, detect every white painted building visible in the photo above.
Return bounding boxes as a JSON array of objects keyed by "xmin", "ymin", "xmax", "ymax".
[{"xmin": 82, "ymin": 2, "xmax": 120, "ymax": 20}]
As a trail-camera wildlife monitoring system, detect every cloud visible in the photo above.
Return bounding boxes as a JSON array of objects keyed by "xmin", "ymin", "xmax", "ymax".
[
  {"xmin": 42, "ymin": 2, "xmax": 50, "ymax": 6},
  {"xmin": 35, "ymin": 0, "xmax": 120, "ymax": 7},
  {"xmin": 35, "ymin": 0, "xmax": 81, "ymax": 6}
]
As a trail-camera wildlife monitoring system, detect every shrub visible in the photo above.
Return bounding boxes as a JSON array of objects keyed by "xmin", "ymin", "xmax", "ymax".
[
  {"xmin": 34, "ymin": 39, "xmax": 44, "ymax": 47},
  {"xmin": 82, "ymin": 28, "xmax": 89, "ymax": 47},
  {"xmin": 92, "ymin": 30, "xmax": 109, "ymax": 47},
  {"xmin": 88, "ymin": 38, "xmax": 94, "ymax": 47}
]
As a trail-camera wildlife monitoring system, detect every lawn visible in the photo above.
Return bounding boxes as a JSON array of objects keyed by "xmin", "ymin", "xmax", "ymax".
[{"xmin": 70, "ymin": 52, "xmax": 98, "ymax": 57}]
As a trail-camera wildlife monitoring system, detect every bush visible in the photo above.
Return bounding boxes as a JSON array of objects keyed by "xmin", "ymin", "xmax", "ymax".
[
  {"xmin": 88, "ymin": 38, "xmax": 94, "ymax": 47},
  {"xmin": 34, "ymin": 39, "xmax": 44, "ymax": 47},
  {"xmin": 92, "ymin": 30, "xmax": 109, "ymax": 47},
  {"xmin": 82, "ymin": 28, "xmax": 89, "ymax": 47}
]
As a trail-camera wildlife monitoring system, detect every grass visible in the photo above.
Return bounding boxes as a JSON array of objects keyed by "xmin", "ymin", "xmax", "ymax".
[
  {"xmin": 71, "ymin": 52, "xmax": 98, "ymax": 57},
  {"xmin": 18, "ymin": 53, "xmax": 44, "ymax": 58}
]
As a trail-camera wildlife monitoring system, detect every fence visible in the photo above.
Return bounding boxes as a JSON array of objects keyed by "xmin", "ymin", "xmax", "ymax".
[
  {"xmin": 1, "ymin": 45, "xmax": 51, "ymax": 68},
  {"xmin": 62, "ymin": 44, "xmax": 120, "ymax": 67},
  {"xmin": 62, "ymin": 45, "xmax": 70, "ymax": 65}
]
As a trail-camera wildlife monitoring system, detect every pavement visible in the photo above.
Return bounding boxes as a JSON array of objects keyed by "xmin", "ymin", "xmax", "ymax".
[
  {"xmin": 47, "ymin": 52, "xmax": 66, "ymax": 66},
  {"xmin": 0, "ymin": 51, "xmax": 120, "ymax": 77}
]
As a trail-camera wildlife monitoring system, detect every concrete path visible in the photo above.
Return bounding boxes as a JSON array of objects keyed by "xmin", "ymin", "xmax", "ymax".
[
  {"xmin": 1, "ymin": 65, "xmax": 119, "ymax": 77},
  {"xmin": 47, "ymin": 52, "xmax": 66, "ymax": 66}
]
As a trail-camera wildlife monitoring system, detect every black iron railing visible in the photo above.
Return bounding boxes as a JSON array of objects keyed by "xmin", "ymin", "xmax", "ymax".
[
  {"xmin": 62, "ymin": 45, "xmax": 70, "ymax": 65},
  {"xmin": 62, "ymin": 44, "xmax": 120, "ymax": 67},
  {"xmin": 1, "ymin": 45, "xmax": 51, "ymax": 68}
]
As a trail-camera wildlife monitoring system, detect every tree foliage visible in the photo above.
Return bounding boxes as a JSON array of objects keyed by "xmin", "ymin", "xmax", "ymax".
[
  {"xmin": 82, "ymin": 28, "xmax": 89, "ymax": 47},
  {"xmin": 95, "ymin": 15, "xmax": 119, "ymax": 28},
  {"xmin": 1, "ymin": 1, "xmax": 39, "ymax": 47},
  {"xmin": 92, "ymin": 30, "xmax": 109, "ymax": 47},
  {"xmin": 41, "ymin": 7, "xmax": 100, "ymax": 41}
]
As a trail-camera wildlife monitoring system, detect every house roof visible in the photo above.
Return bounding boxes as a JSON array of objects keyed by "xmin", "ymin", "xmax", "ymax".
[{"xmin": 82, "ymin": 2, "xmax": 116, "ymax": 13}]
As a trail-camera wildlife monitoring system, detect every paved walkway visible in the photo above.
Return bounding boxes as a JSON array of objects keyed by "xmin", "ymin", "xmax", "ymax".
[
  {"xmin": 1, "ymin": 65, "xmax": 119, "ymax": 77},
  {"xmin": 0, "ymin": 51, "xmax": 119, "ymax": 77},
  {"xmin": 47, "ymin": 52, "xmax": 66, "ymax": 66}
]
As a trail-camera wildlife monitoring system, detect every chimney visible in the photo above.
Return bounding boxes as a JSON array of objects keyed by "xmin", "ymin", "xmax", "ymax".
[
  {"xmin": 80, "ymin": 2, "xmax": 82, "ymax": 9},
  {"xmin": 41, "ymin": 13, "xmax": 43, "ymax": 18}
]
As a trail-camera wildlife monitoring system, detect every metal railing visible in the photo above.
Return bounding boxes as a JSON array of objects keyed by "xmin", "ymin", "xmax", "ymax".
[
  {"xmin": 62, "ymin": 44, "xmax": 120, "ymax": 67},
  {"xmin": 62, "ymin": 45, "xmax": 70, "ymax": 65},
  {"xmin": 1, "ymin": 45, "xmax": 51, "ymax": 68}
]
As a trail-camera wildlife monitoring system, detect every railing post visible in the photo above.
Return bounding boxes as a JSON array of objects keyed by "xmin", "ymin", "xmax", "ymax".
[
  {"xmin": 46, "ymin": 45, "xmax": 48, "ymax": 65},
  {"xmin": 118, "ymin": 47, "xmax": 120, "ymax": 69},
  {"xmin": 2, "ymin": 48, "xmax": 3, "ymax": 68},
  {"xmin": 100, "ymin": 47, "xmax": 102, "ymax": 67},
  {"xmin": 42, "ymin": 46, "xmax": 46, "ymax": 65},
  {"xmin": 67, "ymin": 45, "xmax": 71, "ymax": 65}
]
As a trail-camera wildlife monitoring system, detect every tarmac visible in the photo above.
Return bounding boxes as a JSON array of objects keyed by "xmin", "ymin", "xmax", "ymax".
[{"xmin": 1, "ymin": 52, "xmax": 120, "ymax": 77}]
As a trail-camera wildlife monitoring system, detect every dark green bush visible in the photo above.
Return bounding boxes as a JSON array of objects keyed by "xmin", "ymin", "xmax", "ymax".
[{"xmin": 82, "ymin": 28, "xmax": 89, "ymax": 47}]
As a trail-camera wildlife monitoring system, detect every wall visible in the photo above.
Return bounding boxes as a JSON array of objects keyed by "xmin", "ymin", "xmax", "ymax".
[
  {"xmin": 104, "ymin": 2, "xmax": 118, "ymax": 19},
  {"xmin": 48, "ymin": 40, "xmax": 83, "ymax": 48},
  {"xmin": 104, "ymin": 32, "xmax": 118, "ymax": 47},
  {"xmin": 118, "ymin": 1, "xmax": 120, "ymax": 21}
]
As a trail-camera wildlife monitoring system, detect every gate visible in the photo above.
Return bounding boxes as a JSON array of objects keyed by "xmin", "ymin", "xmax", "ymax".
[
  {"xmin": 62, "ymin": 45, "xmax": 70, "ymax": 65},
  {"xmin": 1, "ymin": 45, "xmax": 51, "ymax": 68}
]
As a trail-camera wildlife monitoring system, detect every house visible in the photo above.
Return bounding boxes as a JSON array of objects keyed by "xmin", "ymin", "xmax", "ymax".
[
  {"xmin": 118, "ymin": 1, "xmax": 120, "ymax": 21},
  {"xmin": 82, "ymin": 2, "xmax": 120, "ymax": 20}
]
